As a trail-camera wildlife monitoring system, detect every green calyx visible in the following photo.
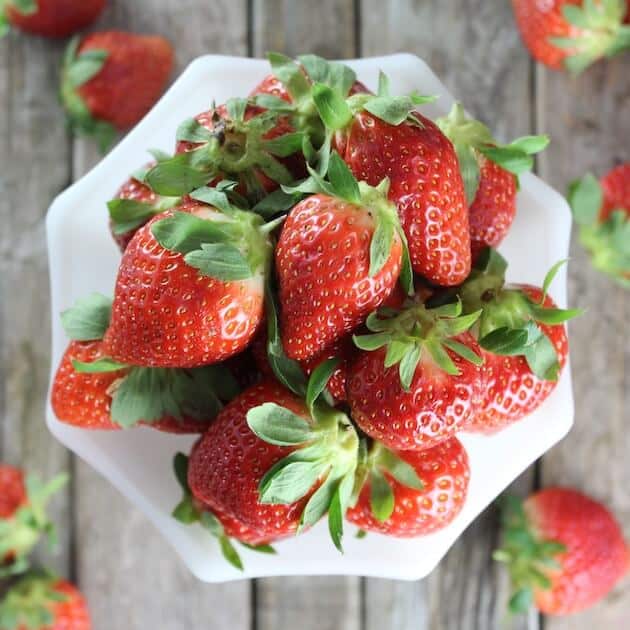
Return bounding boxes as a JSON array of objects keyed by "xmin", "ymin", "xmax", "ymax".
[
  {"xmin": 151, "ymin": 188, "xmax": 281, "ymax": 282},
  {"xmin": 493, "ymin": 494, "xmax": 566, "ymax": 615},
  {"xmin": 0, "ymin": 571, "xmax": 68, "ymax": 629},
  {"xmin": 147, "ymin": 101, "xmax": 300, "ymax": 202},
  {"xmin": 60, "ymin": 37, "xmax": 116, "ymax": 152},
  {"xmin": 353, "ymin": 441, "xmax": 424, "ymax": 523},
  {"xmin": 568, "ymin": 173, "xmax": 630, "ymax": 287},
  {"xmin": 436, "ymin": 103, "xmax": 549, "ymax": 204},
  {"xmin": 171, "ymin": 454, "xmax": 274, "ymax": 572},
  {"xmin": 550, "ymin": 0, "xmax": 630, "ymax": 74},
  {"xmin": 0, "ymin": 474, "xmax": 68, "ymax": 579},
  {"xmin": 246, "ymin": 371, "xmax": 360, "ymax": 552},
  {"xmin": 458, "ymin": 249, "xmax": 581, "ymax": 381},
  {"xmin": 353, "ymin": 300, "xmax": 483, "ymax": 391}
]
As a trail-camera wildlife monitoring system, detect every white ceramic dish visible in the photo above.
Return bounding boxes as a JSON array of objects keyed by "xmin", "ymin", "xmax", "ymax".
[{"xmin": 46, "ymin": 54, "xmax": 574, "ymax": 583}]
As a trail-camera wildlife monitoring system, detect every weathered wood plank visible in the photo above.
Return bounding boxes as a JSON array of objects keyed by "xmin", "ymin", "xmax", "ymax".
[
  {"xmin": 0, "ymin": 32, "xmax": 73, "ymax": 577},
  {"xmin": 536, "ymin": 55, "xmax": 630, "ymax": 629},
  {"xmin": 250, "ymin": 3, "xmax": 361, "ymax": 629},
  {"xmin": 360, "ymin": 1, "xmax": 538, "ymax": 628},
  {"xmin": 71, "ymin": 3, "xmax": 251, "ymax": 629}
]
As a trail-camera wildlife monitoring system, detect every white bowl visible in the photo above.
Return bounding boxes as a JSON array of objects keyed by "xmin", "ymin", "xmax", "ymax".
[{"xmin": 46, "ymin": 54, "xmax": 574, "ymax": 582}]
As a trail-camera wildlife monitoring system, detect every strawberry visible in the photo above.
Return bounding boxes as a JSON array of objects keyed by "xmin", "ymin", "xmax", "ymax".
[
  {"xmin": 1, "ymin": 0, "xmax": 105, "ymax": 38},
  {"xmin": 348, "ymin": 300, "xmax": 484, "ymax": 451},
  {"xmin": 51, "ymin": 293, "xmax": 239, "ymax": 432},
  {"xmin": 171, "ymin": 453, "xmax": 275, "ymax": 571},
  {"xmin": 107, "ymin": 157, "xmax": 181, "ymax": 251},
  {"xmin": 276, "ymin": 154, "xmax": 406, "ymax": 361},
  {"xmin": 436, "ymin": 104, "xmax": 549, "ymax": 260},
  {"xmin": 0, "ymin": 466, "xmax": 67, "ymax": 577},
  {"xmin": 456, "ymin": 249, "xmax": 579, "ymax": 433},
  {"xmin": 103, "ymin": 191, "xmax": 279, "ymax": 367},
  {"xmin": 495, "ymin": 488, "xmax": 629, "ymax": 615},
  {"xmin": 60, "ymin": 31, "xmax": 174, "ymax": 150},
  {"xmin": 187, "ymin": 378, "xmax": 360, "ymax": 551},
  {"xmin": 0, "ymin": 573, "xmax": 90, "ymax": 629},
  {"xmin": 347, "ymin": 438, "xmax": 469, "ymax": 536},
  {"xmin": 568, "ymin": 163, "xmax": 630, "ymax": 287},
  {"xmin": 511, "ymin": 0, "xmax": 630, "ymax": 73}
]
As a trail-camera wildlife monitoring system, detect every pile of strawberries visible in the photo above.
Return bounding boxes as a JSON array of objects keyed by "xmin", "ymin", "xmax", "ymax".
[{"xmin": 49, "ymin": 54, "xmax": 581, "ymax": 570}]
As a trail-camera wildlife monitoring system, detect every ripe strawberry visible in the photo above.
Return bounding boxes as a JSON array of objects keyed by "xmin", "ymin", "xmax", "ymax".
[
  {"xmin": 107, "ymin": 160, "xmax": 181, "ymax": 251},
  {"xmin": 495, "ymin": 488, "xmax": 629, "ymax": 615},
  {"xmin": 512, "ymin": 0, "xmax": 630, "ymax": 73},
  {"xmin": 348, "ymin": 301, "xmax": 484, "ymax": 451},
  {"xmin": 188, "ymin": 379, "xmax": 360, "ymax": 550},
  {"xmin": 103, "ymin": 192, "xmax": 278, "ymax": 367},
  {"xmin": 171, "ymin": 453, "xmax": 275, "ymax": 571},
  {"xmin": 51, "ymin": 293, "xmax": 239, "ymax": 432},
  {"xmin": 436, "ymin": 104, "xmax": 549, "ymax": 261},
  {"xmin": 0, "ymin": 573, "xmax": 90, "ymax": 629},
  {"xmin": 276, "ymin": 156, "xmax": 405, "ymax": 361},
  {"xmin": 0, "ymin": 466, "xmax": 67, "ymax": 577},
  {"xmin": 457, "ymin": 249, "xmax": 579, "ymax": 434},
  {"xmin": 2, "ymin": 0, "xmax": 105, "ymax": 38},
  {"xmin": 60, "ymin": 31, "xmax": 174, "ymax": 150},
  {"xmin": 347, "ymin": 438, "xmax": 470, "ymax": 536},
  {"xmin": 568, "ymin": 163, "xmax": 630, "ymax": 287}
]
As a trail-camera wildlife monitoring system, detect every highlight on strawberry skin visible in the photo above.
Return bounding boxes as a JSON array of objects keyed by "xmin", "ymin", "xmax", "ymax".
[{"xmin": 495, "ymin": 487, "xmax": 629, "ymax": 616}]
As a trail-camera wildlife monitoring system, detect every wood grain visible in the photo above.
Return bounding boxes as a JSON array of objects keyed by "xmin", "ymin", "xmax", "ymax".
[
  {"xmin": 250, "ymin": 3, "xmax": 361, "ymax": 629},
  {"xmin": 0, "ymin": 32, "xmax": 73, "ymax": 577},
  {"xmin": 70, "ymin": 3, "xmax": 251, "ymax": 629},
  {"xmin": 360, "ymin": 1, "xmax": 539, "ymax": 628},
  {"xmin": 536, "ymin": 54, "xmax": 630, "ymax": 629}
]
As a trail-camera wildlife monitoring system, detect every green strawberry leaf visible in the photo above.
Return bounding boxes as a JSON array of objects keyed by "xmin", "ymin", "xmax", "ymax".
[
  {"xmin": 226, "ymin": 97, "xmax": 248, "ymax": 122},
  {"xmin": 506, "ymin": 135, "xmax": 550, "ymax": 155},
  {"xmin": 568, "ymin": 173, "xmax": 602, "ymax": 225},
  {"xmin": 247, "ymin": 403, "xmax": 315, "ymax": 446},
  {"xmin": 268, "ymin": 52, "xmax": 312, "ymax": 102},
  {"xmin": 384, "ymin": 339, "xmax": 409, "ymax": 368},
  {"xmin": 219, "ymin": 536, "xmax": 244, "ymax": 571},
  {"xmin": 522, "ymin": 333, "xmax": 560, "ymax": 381},
  {"xmin": 398, "ymin": 344, "xmax": 422, "ymax": 391},
  {"xmin": 300, "ymin": 472, "xmax": 338, "ymax": 529},
  {"xmin": 252, "ymin": 94, "xmax": 295, "ymax": 112},
  {"xmin": 327, "ymin": 151, "xmax": 360, "ymax": 203},
  {"xmin": 312, "ymin": 83, "xmax": 353, "ymax": 131},
  {"xmin": 378, "ymin": 448, "xmax": 423, "ymax": 491},
  {"xmin": 71, "ymin": 357, "xmax": 127, "ymax": 373},
  {"xmin": 353, "ymin": 332, "xmax": 391, "ymax": 351},
  {"xmin": 477, "ymin": 145, "xmax": 534, "ymax": 176},
  {"xmin": 185, "ymin": 243, "xmax": 253, "ymax": 281},
  {"xmin": 370, "ymin": 468, "xmax": 395, "ymax": 522},
  {"xmin": 189, "ymin": 186, "xmax": 237, "ymax": 214},
  {"xmin": 253, "ymin": 188, "xmax": 302, "ymax": 218},
  {"xmin": 151, "ymin": 211, "xmax": 232, "ymax": 254},
  {"xmin": 11, "ymin": 0, "xmax": 38, "ymax": 13},
  {"xmin": 176, "ymin": 118, "xmax": 214, "ymax": 143},
  {"xmin": 479, "ymin": 327, "xmax": 529, "ymax": 355},
  {"xmin": 454, "ymin": 141, "xmax": 481, "ymax": 205},
  {"xmin": 442, "ymin": 338, "xmax": 483, "ymax": 365},
  {"xmin": 362, "ymin": 93, "xmax": 431, "ymax": 126},
  {"xmin": 369, "ymin": 212, "xmax": 395, "ymax": 277},
  {"xmin": 509, "ymin": 588, "xmax": 534, "ymax": 614},
  {"xmin": 327, "ymin": 482, "xmax": 345, "ymax": 552},
  {"xmin": 107, "ymin": 198, "xmax": 158, "ymax": 235},
  {"xmin": 146, "ymin": 154, "xmax": 211, "ymax": 196},
  {"xmin": 425, "ymin": 339, "xmax": 459, "ymax": 376},
  {"xmin": 262, "ymin": 132, "xmax": 305, "ymax": 158},
  {"xmin": 259, "ymin": 457, "xmax": 329, "ymax": 505},
  {"xmin": 240, "ymin": 542, "xmax": 277, "ymax": 554},
  {"xmin": 66, "ymin": 49, "xmax": 108, "ymax": 88},
  {"xmin": 377, "ymin": 71, "xmax": 390, "ymax": 97},
  {"xmin": 306, "ymin": 358, "xmax": 340, "ymax": 412},
  {"xmin": 60, "ymin": 293, "xmax": 112, "ymax": 341},
  {"xmin": 541, "ymin": 259, "xmax": 568, "ymax": 300}
]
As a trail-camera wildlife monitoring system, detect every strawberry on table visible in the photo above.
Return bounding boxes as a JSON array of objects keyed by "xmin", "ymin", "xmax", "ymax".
[
  {"xmin": 51, "ymin": 293, "xmax": 239, "ymax": 432},
  {"xmin": 60, "ymin": 31, "xmax": 174, "ymax": 151},
  {"xmin": 568, "ymin": 163, "xmax": 630, "ymax": 287},
  {"xmin": 495, "ymin": 488, "xmax": 629, "ymax": 615},
  {"xmin": 107, "ymin": 157, "xmax": 181, "ymax": 251},
  {"xmin": 103, "ymin": 190, "xmax": 279, "ymax": 368},
  {"xmin": 511, "ymin": 0, "xmax": 630, "ymax": 73},
  {"xmin": 436, "ymin": 103, "xmax": 549, "ymax": 260},
  {"xmin": 456, "ymin": 249, "xmax": 579, "ymax": 434},
  {"xmin": 348, "ymin": 299, "xmax": 484, "ymax": 451},
  {"xmin": 188, "ymin": 374, "xmax": 361, "ymax": 552},
  {"xmin": 0, "ymin": 573, "xmax": 91, "ymax": 629},
  {"xmin": 347, "ymin": 438, "xmax": 470, "ymax": 537},
  {"xmin": 1, "ymin": 0, "xmax": 105, "ymax": 38},
  {"xmin": 0, "ymin": 466, "xmax": 67, "ymax": 577},
  {"xmin": 276, "ymin": 152, "xmax": 407, "ymax": 362}
]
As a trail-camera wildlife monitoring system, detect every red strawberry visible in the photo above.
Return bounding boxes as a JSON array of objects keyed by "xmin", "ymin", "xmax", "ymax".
[
  {"xmin": 0, "ymin": 574, "xmax": 91, "ymax": 629},
  {"xmin": 511, "ymin": 0, "xmax": 630, "ymax": 73},
  {"xmin": 3, "ymin": 0, "xmax": 105, "ymax": 38},
  {"xmin": 569, "ymin": 163, "xmax": 630, "ymax": 287},
  {"xmin": 496, "ymin": 488, "xmax": 629, "ymax": 615},
  {"xmin": 457, "ymin": 249, "xmax": 579, "ymax": 434},
  {"xmin": 468, "ymin": 286, "xmax": 569, "ymax": 434},
  {"xmin": 60, "ymin": 31, "xmax": 174, "ymax": 150},
  {"xmin": 333, "ymin": 110, "xmax": 471, "ymax": 286},
  {"xmin": 51, "ymin": 293, "xmax": 239, "ymax": 432},
  {"xmin": 276, "ymin": 164, "xmax": 405, "ymax": 361},
  {"xmin": 0, "ymin": 467, "xmax": 67, "ymax": 577},
  {"xmin": 436, "ymin": 103, "xmax": 548, "ymax": 261},
  {"xmin": 188, "ymin": 380, "xmax": 360, "ymax": 549},
  {"xmin": 107, "ymin": 161, "xmax": 181, "ymax": 251},
  {"xmin": 348, "ymin": 301, "xmax": 485, "ymax": 451},
  {"xmin": 347, "ymin": 438, "xmax": 470, "ymax": 536},
  {"xmin": 103, "ymin": 194, "xmax": 276, "ymax": 367}
]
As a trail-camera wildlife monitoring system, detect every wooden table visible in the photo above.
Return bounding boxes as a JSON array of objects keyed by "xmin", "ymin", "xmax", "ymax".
[{"xmin": 1, "ymin": 1, "xmax": 628, "ymax": 628}]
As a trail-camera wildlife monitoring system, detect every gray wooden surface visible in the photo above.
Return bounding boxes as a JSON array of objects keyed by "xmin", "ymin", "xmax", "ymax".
[{"xmin": 1, "ymin": 1, "xmax": 628, "ymax": 628}]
